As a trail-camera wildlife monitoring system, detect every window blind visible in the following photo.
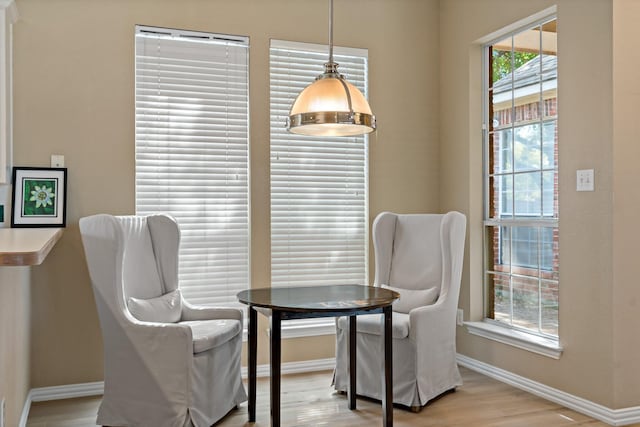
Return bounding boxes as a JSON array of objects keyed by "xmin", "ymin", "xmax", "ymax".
[
  {"xmin": 135, "ymin": 26, "xmax": 249, "ymax": 308},
  {"xmin": 270, "ymin": 40, "xmax": 369, "ymax": 291}
]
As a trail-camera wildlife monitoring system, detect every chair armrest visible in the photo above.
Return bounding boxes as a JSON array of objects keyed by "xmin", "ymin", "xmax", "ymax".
[
  {"xmin": 128, "ymin": 317, "xmax": 192, "ymax": 339},
  {"xmin": 123, "ymin": 314, "xmax": 194, "ymax": 357},
  {"xmin": 181, "ymin": 300, "xmax": 244, "ymax": 325},
  {"xmin": 408, "ymin": 299, "xmax": 460, "ymax": 385},
  {"xmin": 408, "ymin": 300, "xmax": 454, "ymax": 344}
]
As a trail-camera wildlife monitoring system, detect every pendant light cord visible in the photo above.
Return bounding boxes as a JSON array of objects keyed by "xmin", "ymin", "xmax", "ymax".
[
  {"xmin": 327, "ymin": 0, "xmax": 353, "ymax": 117},
  {"xmin": 328, "ymin": 0, "xmax": 334, "ymax": 65}
]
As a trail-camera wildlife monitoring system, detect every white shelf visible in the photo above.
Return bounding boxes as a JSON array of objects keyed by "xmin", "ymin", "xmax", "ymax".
[{"xmin": 0, "ymin": 228, "xmax": 63, "ymax": 266}]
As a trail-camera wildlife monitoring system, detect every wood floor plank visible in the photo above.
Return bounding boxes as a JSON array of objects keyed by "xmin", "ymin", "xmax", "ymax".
[{"xmin": 26, "ymin": 367, "xmax": 637, "ymax": 427}]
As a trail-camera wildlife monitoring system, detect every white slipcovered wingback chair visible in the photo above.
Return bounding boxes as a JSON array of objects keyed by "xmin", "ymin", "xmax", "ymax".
[
  {"xmin": 334, "ymin": 211, "xmax": 466, "ymax": 410},
  {"xmin": 79, "ymin": 214, "xmax": 246, "ymax": 427}
]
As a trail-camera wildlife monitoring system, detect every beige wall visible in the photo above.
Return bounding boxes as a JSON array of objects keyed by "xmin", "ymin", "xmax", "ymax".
[
  {"xmin": 441, "ymin": 0, "xmax": 640, "ymax": 411},
  {"xmin": 612, "ymin": 0, "xmax": 640, "ymax": 409},
  {"xmin": 11, "ymin": 0, "xmax": 440, "ymax": 388},
  {"xmin": 0, "ymin": 267, "xmax": 31, "ymax": 427}
]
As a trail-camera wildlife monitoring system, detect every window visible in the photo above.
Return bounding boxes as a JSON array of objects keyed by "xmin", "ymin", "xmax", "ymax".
[
  {"xmin": 135, "ymin": 26, "xmax": 249, "ymax": 309},
  {"xmin": 484, "ymin": 18, "xmax": 558, "ymax": 337},
  {"xmin": 269, "ymin": 40, "xmax": 369, "ymax": 333}
]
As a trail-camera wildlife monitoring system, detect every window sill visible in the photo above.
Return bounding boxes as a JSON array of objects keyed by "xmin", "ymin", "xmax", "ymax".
[
  {"xmin": 464, "ymin": 321, "xmax": 563, "ymax": 359},
  {"xmin": 281, "ymin": 319, "xmax": 336, "ymax": 339},
  {"xmin": 243, "ymin": 319, "xmax": 336, "ymax": 341}
]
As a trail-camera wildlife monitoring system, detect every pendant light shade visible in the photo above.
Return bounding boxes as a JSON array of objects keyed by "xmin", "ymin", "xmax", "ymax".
[{"xmin": 286, "ymin": 0, "xmax": 376, "ymax": 136}]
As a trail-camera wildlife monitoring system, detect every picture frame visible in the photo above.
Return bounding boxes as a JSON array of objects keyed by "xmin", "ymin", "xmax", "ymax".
[{"xmin": 11, "ymin": 167, "xmax": 67, "ymax": 228}]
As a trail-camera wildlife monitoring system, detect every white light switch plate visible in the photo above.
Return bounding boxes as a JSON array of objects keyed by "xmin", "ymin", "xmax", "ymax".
[
  {"xmin": 51, "ymin": 154, "xmax": 65, "ymax": 168},
  {"xmin": 576, "ymin": 169, "xmax": 594, "ymax": 191}
]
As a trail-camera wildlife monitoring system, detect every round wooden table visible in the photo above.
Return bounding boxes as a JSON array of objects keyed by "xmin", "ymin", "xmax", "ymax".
[{"xmin": 238, "ymin": 284, "xmax": 399, "ymax": 427}]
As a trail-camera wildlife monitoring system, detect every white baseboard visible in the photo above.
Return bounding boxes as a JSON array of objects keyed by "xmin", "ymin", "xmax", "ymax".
[
  {"xmin": 18, "ymin": 381, "xmax": 104, "ymax": 427},
  {"xmin": 457, "ymin": 353, "xmax": 640, "ymax": 426},
  {"xmin": 19, "ymin": 357, "xmax": 336, "ymax": 427},
  {"xmin": 18, "ymin": 390, "xmax": 32, "ymax": 427},
  {"xmin": 30, "ymin": 381, "xmax": 105, "ymax": 402}
]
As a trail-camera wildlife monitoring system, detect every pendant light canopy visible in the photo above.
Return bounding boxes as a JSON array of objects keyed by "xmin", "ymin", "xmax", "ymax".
[{"xmin": 286, "ymin": 0, "xmax": 376, "ymax": 137}]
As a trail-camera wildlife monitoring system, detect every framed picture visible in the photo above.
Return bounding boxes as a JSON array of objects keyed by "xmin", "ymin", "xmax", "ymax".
[{"xmin": 11, "ymin": 167, "xmax": 67, "ymax": 228}]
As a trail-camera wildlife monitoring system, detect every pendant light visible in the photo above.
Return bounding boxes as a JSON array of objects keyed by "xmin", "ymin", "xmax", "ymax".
[{"xmin": 286, "ymin": 0, "xmax": 376, "ymax": 137}]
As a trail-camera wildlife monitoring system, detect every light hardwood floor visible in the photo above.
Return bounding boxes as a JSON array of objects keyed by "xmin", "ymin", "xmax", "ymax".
[{"xmin": 26, "ymin": 367, "xmax": 635, "ymax": 427}]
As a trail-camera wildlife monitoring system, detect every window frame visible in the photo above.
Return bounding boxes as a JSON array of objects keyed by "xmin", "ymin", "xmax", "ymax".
[
  {"xmin": 0, "ymin": 0, "xmax": 17, "ymax": 188},
  {"xmin": 480, "ymin": 14, "xmax": 559, "ymax": 342}
]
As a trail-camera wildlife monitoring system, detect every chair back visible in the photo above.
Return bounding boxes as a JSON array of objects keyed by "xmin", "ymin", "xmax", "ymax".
[
  {"xmin": 79, "ymin": 214, "xmax": 181, "ymax": 325},
  {"xmin": 118, "ymin": 215, "xmax": 181, "ymax": 300},
  {"xmin": 373, "ymin": 212, "xmax": 466, "ymax": 301},
  {"xmin": 118, "ymin": 216, "xmax": 165, "ymax": 300}
]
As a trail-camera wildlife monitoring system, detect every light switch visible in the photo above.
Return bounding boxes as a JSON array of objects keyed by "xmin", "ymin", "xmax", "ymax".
[
  {"xmin": 576, "ymin": 169, "xmax": 594, "ymax": 191},
  {"xmin": 51, "ymin": 154, "xmax": 65, "ymax": 168}
]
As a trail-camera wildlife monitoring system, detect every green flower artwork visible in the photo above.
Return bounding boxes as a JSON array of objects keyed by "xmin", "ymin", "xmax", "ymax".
[
  {"xmin": 22, "ymin": 179, "xmax": 57, "ymax": 216},
  {"xmin": 11, "ymin": 168, "xmax": 67, "ymax": 227}
]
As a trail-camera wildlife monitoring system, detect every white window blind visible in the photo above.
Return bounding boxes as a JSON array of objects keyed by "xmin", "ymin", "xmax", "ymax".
[
  {"xmin": 135, "ymin": 26, "xmax": 249, "ymax": 308},
  {"xmin": 270, "ymin": 40, "xmax": 369, "ymax": 294}
]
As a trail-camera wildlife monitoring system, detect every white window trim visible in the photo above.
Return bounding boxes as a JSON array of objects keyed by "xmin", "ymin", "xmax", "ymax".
[
  {"xmin": 242, "ymin": 319, "xmax": 336, "ymax": 342},
  {"xmin": 0, "ymin": 0, "xmax": 17, "ymax": 185},
  {"xmin": 465, "ymin": 320, "xmax": 562, "ymax": 359},
  {"xmin": 475, "ymin": 5, "xmax": 557, "ymax": 46},
  {"xmin": 280, "ymin": 318, "xmax": 336, "ymax": 339},
  {"xmin": 478, "ymin": 7, "xmax": 560, "ymax": 351},
  {"xmin": 271, "ymin": 39, "xmax": 368, "ymax": 58}
]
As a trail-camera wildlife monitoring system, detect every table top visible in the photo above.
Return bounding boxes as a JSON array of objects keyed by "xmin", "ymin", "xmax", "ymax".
[{"xmin": 237, "ymin": 284, "xmax": 399, "ymax": 314}]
